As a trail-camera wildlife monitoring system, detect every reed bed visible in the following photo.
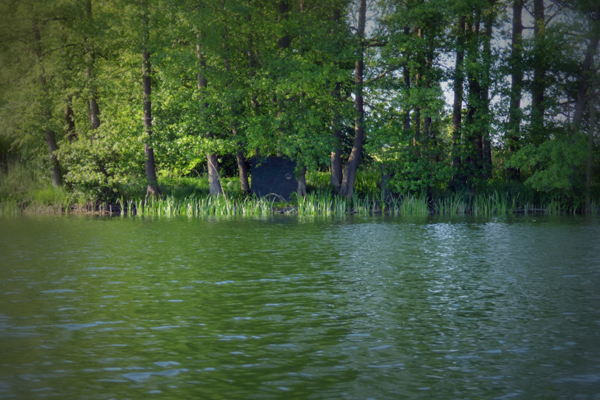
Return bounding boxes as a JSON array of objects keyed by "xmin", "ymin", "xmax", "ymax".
[
  {"xmin": 4, "ymin": 190, "xmax": 600, "ymax": 217},
  {"xmin": 114, "ymin": 192, "xmax": 438, "ymax": 217}
]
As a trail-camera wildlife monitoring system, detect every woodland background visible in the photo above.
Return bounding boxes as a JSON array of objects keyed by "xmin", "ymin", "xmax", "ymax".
[{"xmin": 0, "ymin": 0, "xmax": 598, "ymax": 212}]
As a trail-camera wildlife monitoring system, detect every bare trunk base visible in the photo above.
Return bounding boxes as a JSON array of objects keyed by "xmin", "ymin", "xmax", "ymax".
[
  {"xmin": 145, "ymin": 144, "xmax": 161, "ymax": 198},
  {"xmin": 339, "ymin": 158, "xmax": 358, "ymax": 198},
  {"xmin": 207, "ymin": 153, "xmax": 222, "ymax": 196},
  {"xmin": 237, "ymin": 150, "xmax": 250, "ymax": 194},
  {"xmin": 50, "ymin": 159, "xmax": 62, "ymax": 187},
  {"xmin": 297, "ymin": 166, "xmax": 307, "ymax": 197}
]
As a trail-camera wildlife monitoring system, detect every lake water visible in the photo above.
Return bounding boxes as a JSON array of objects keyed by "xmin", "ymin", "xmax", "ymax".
[{"xmin": 0, "ymin": 215, "xmax": 599, "ymax": 399}]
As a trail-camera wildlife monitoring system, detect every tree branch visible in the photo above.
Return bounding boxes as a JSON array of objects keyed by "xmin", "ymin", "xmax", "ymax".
[
  {"xmin": 366, "ymin": 69, "xmax": 391, "ymax": 84},
  {"xmin": 545, "ymin": 5, "xmax": 566, "ymax": 26},
  {"xmin": 41, "ymin": 43, "xmax": 78, "ymax": 57}
]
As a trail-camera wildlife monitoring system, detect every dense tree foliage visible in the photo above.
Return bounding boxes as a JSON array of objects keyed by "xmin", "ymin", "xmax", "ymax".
[{"xmin": 0, "ymin": 0, "xmax": 598, "ymax": 207}]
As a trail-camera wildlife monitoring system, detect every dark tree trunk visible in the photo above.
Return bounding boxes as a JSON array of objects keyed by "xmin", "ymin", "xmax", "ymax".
[
  {"xmin": 381, "ymin": 169, "xmax": 393, "ymax": 202},
  {"xmin": 237, "ymin": 11, "xmax": 254, "ymax": 196},
  {"xmin": 451, "ymin": 16, "xmax": 465, "ymax": 172},
  {"xmin": 236, "ymin": 150, "xmax": 250, "ymax": 194},
  {"xmin": 339, "ymin": 0, "xmax": 366, "ymax": 198},
  {"xmin": 572, "ymin": 26, "xmax": 600, "ymax": 129},
  {"xmin": 481, "ymin": 1, "xmax": 495, "ymax": 179},
  {"xmin": 420, "ymin": 26, "xmax": 436, "ymax": 157},
  {"xmin": 87, "ymin": 65, "xmax": 101, "ymax": 130},
  {"xmin": 586, "ymin": 93, "xmax": 596, "ymax": 214},
  {"xmin": 330, "ymin": 8, "xmax": 343, "ymax": 190},
  {"xmin": 85, "ymin": 0, "xmax": 100, "ymax": 132},
  {"xmin": 142, "ymin": 15, "xmax": 160, "ymax": 198},
  {"xmin": 33, "ymin": 19, "xmax": 62, "ymax": 187},
  {"xmin": 531, "ymin": 0, "xmax": 545, "ymax": 143},
  {"xmin": 413, "ymin": 28, "xmax": 423, "ymax": 152},
  {"xmin": 84, "ymin": 0, "xmax": 112, "ymax": 197},
  {"xmin": 423, "ymin": 57, "xmax": 434, "ymax": 155},
  {"xmin": 197, "ymin": 43, "xmax": 223, "ymax": 196},
  {"xmin": 573, "ymin": 8, "xmax": 599, "ymax": 213},
  {"xmin": 465, "ymin": 16, "xmax": 483, "ymax": 176},
  {"xmin": 507, "ymin": 0, "xmax": 523, "ymax": 180},
  {"xmin": 297, "ymin": 166, "xmax": 307, "ymax": 197},
  {"xmin": 403, "ymin": 27, "xmax": 411, "ymax": 132},
  {"xmin": 472, "ymin": 38, "xmax": 482, "ymax": 172}
]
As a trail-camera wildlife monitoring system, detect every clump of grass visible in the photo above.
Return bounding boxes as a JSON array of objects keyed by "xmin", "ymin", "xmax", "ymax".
[
  {"xmin": 0, "ymin": 162, "xmax": 75, "ymax": 215},
  {"xmin": 0, "ymin": 162, "xmax": 39, "ymax": 202},
  {"xmin": 0, "ymin": 198, "xmax": 19, "ymax": 216},
  {"xmin": 125, "ymin": 194, "xmax": 275, "ymax": 217},
  {"xmin": 354, "ymin": 168, "xmax": 381, "ymax": 198},
  {"xmin": 388, "ymin": 194, "xmax": 429, "ymax": 215}
]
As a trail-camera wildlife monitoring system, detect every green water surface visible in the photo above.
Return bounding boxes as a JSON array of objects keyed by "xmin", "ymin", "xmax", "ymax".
[{"xmin": 0, "ymin": 215, "xmax": 599, "ymax": 399}]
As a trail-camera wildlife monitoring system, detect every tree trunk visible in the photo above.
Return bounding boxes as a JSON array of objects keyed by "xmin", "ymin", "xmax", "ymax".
[
  {"xmin": 413, "ymin": 28, "xmax": 422, "ymax": 152},
  {"xmin": 481, "ymin": 1, "xmax": 495, "ymax": 179},
  {"xmin": 403, "ymin": 28, "xmax": 411, "ymax": 133},
  {"xmin": 197, "ymin": 43, "xmax": 223, "ymax": 196},
  {"xmin": 85, "ymin": 0, "xmax": 113, "ymax": 198},
  {"xmin": 531, "ymin": 0, "xmax": 545, "ymax": 143},
  {"xmin": 142, "ymin": 17, "xmax": 160, "ymax": 197},
  {"xmin": 330, "ymin": 8, "xmax": 343, "ymax": 191},
  {"xmin": 206, "ymin": 137, "xmax": 222, "ymax": 197},
  {"xmin": 237, "ymin": 149, "xmax": 250, "ymax": 194},
  {"xmin": 586, "ymin": 94, "xmax": 596, "ymax": 214},
  {"xmin": 85, "ymin": 0, "xmax": 100, "ymax": 132},
  {"xmin": 238, "ymin": 11, "xmax": 254, "ymax": 196},
  {"xmin": 465, "ymin": 16, "xmax": 482, "ymax": 173},
  {"xmin": 339, "ymin": 0, "xmax": 366, "ymax": 198},
  {"xmin": 507, "ymin": 0, "xmax": 523, "ymax": 180},
  {"xmin": 423, "ymin": 55, "xmax": 434, "ymax": 156},
  {"xmin": 297, "ymin": 166, "xmax": 307, "ymax": 197},
  {"xmin": 87, "ymin": 64, "xmax": 101, "ymax": 130},
  {"xmin": 572, "ymin": 25, "xmax": 600, "ymax": 129},
  {"xmin": 573, "ymin": 9, "xmax": 599, "ymax": 214},
  {"xmin": 451, "ymin": 16, "xmax": 465, "ymax": 172},
  {"xmin": 33, "ymin": 19, "xmax": 62, "ymax": 187}
]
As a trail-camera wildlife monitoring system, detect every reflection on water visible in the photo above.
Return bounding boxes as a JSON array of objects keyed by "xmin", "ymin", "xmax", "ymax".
[{"xmin": 0, "ymin": 215, "xmax": 599, "ymax": 399}]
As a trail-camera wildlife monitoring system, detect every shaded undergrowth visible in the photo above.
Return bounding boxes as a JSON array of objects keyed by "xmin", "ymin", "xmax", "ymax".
[{"xmin": 1, "ymin": 163, "xmax": 598, "ymax": 217}]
